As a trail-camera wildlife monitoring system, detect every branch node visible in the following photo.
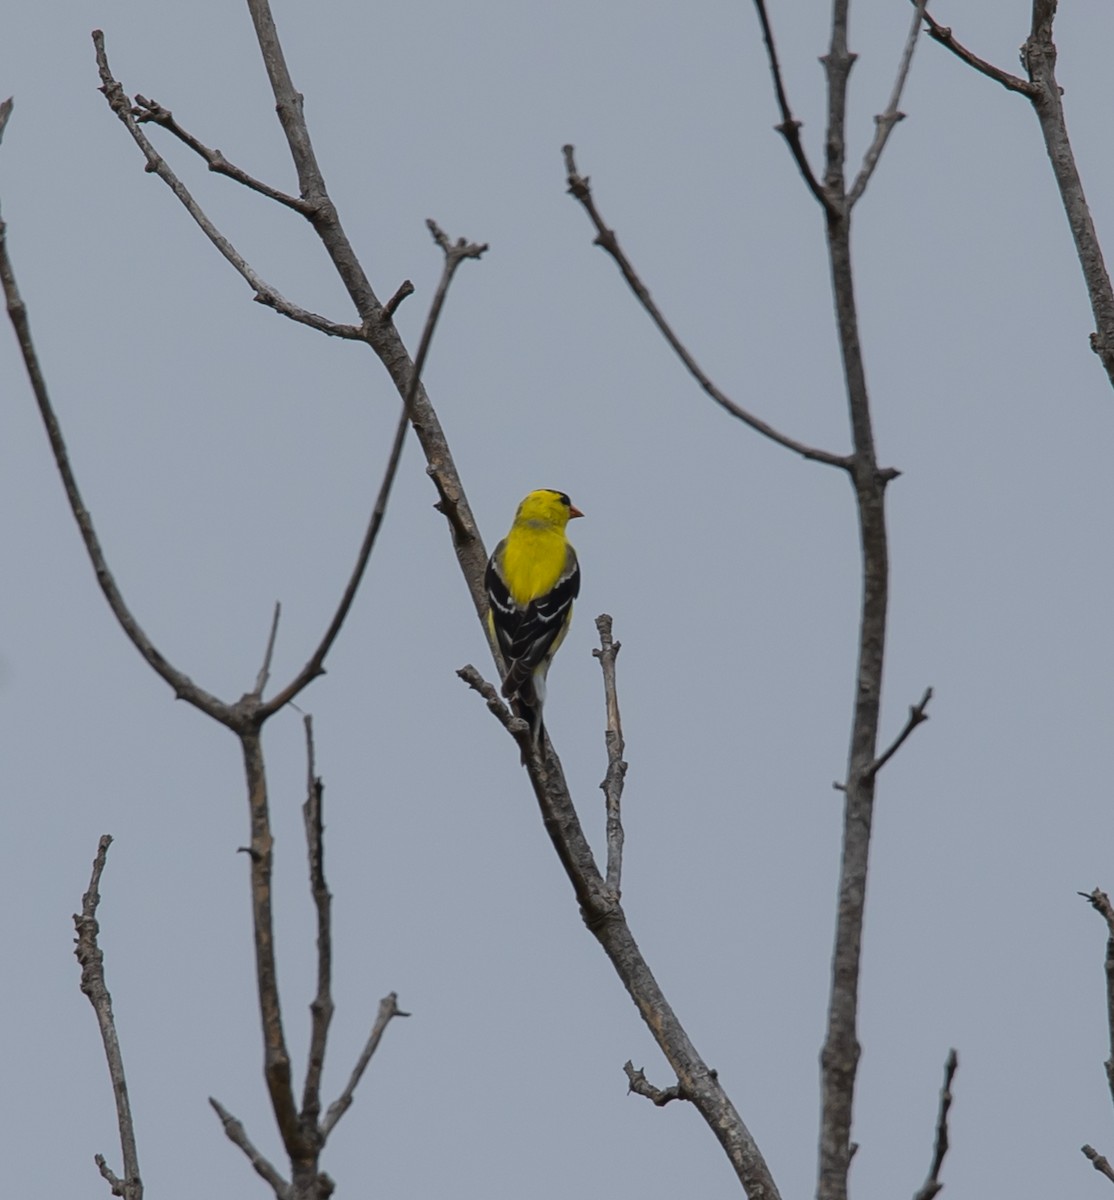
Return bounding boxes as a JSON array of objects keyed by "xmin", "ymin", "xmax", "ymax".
[{"xmin": 623, "ymin": 1061, "xmax": 685, "ymax": 1106}]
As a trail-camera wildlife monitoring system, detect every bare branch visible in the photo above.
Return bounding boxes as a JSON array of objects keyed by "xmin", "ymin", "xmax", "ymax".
[
  {"xmin": 848, "ymin": 1, "xmax": 927, "ymax": 207},
  {"xmin": 750, "ymin": 0, "xmax": 836, "ymax": 215},
  {"xmin": 239, "ymin": 728, "xmax": 301, "ymax": 1152},
  {"xmin": 623, "ymin": 1061, "xmax": 684, "ymax": 1107},
  {"xmin": 918, "ymin": 8, "xmax": 1035, "ymax": 95},
  {"xmin": 1019, "ymin": 4, "xmax": 1114, "ymax": 388},
  {"xmin": 259, "ymin": 400, "xmax": 408, "ymax": 717},
  {"xmin": 463, "ymin": 673, "xmax": 781, "ymax": 1196},
  {"xmin": 209, "ymin": 1098, "xmax": 291, "ymax": 1198},
  {"xmin": 913, "ymin": 1049, "xmax": 958, "ymax": 1200},
  {"xmin": 457, "ymin": 663, "xmax": 528, "ymax": 737},
  {"xmin": 261, "ymin": 222, "xmax": 484, "ymax": 718},
  {"xmin": 321, "ymin": 993, "xmax": 410, "ymax": 1137},
  {"xmin": 131, "ymin": 94, "xmax": 314, "ymax": 214},
  {"xmin": 593, "ymin": 615, "xmax": 627, "ymax": 897},
  {"xmin": 864, "ymin": 686, "xmax": 932, "ymax": 782},
  {"xmin": 1083, "ymin": 1145, "xmax": 1114, "ymax": 1187},
  {"xmin": 73, "ymin": 836, "xmax": 143, "ymax": 1200},
  {"xmin": 1080, "ymin": 888, "xmax": 1114, "ymax": 1109},
  {"xmin": 0, "ymin": 97, "xmax": 12, "ymax": 144},
  {"xmin": 0, "ymin": 206, "xmax": 232, "ymax": 726},
  {"xmin": 384, "ymin": 279, "xmax": 415, "ymax": 318},
  {"xmin": 301, "ymin": 715, "xmax": 334, "ymax": 1128},
  {"xmin": 563, "ymin": 145, "xmax": 849, "ymax": 470},
  {"xmin": 253, "ymin": 602, "xmax": 282, "ymax": 698},
  {"xmin": 92, "ymin": 32, "xmax": 362, "ymax": 340},
  {"xmin": 817, "ymin": 7, "xmax": 901, "ymax": 1199}
]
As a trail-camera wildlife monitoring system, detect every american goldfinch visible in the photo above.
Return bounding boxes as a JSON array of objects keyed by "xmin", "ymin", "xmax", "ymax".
[{"xmin": 486, "ymin": 489, "xmax": 583, "ymax": 752}]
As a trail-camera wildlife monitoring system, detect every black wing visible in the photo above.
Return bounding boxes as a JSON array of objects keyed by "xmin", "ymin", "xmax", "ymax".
[{"xmin": 486, "ymin": 546, "xmax": 580, "ymax": 703}]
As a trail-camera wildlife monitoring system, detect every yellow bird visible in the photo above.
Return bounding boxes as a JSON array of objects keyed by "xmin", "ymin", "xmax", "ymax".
[{"xmin": 485, "ymin": 489, "xmax": 583, "ymax": 751}]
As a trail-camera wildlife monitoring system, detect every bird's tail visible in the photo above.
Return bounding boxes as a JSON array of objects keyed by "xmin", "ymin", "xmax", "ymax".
[{"xmin": 504, "ymin": 679, "xmax": 545, "ymax": 762}]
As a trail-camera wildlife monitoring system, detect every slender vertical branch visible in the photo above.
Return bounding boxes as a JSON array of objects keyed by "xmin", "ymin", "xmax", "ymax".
[
  {"xmin": 816, "ymin": 8, "xmax": 896, "ymax": 1200},
  {"xmin": 750, "ymin": 0, "xmax": 835, "ymax": 214},
  {"xmin": 1081, "ymin": 888, "xmax": 1114, "ymax": 1111},
  {"xmin": 301, "ymin": 716, "xmax": 333, "ymax": 1127},
  {"xmin": 912, "ymin": 1049, "xmax": 958, "ymax": 1200},
  {"xmin": 240, "ymin": 727, "xmax": 302, "ymax": 1153},
  {"xmin": 593, "ymin": 615, "xmax": 627, "ymax": 897},
  {"xmin": 821, "ymin": 0, "xmax": 854, "ymax": 199},
  {"xmin": 74, "ymin": 836, "xmax": 144, "ymax": 1200},
  {"xmin": 848, "ymin": 0, "xmax": 927, "ymax": 207}
]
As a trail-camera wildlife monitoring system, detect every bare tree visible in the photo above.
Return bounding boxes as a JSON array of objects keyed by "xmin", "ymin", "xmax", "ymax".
[
  {"xmin": 20, "ymin": 2, "xmax": 1114, "ymax": 1197},
  {"xmin": 3, "ymin": 0, "xmax": 954, "ymax": 1196}
]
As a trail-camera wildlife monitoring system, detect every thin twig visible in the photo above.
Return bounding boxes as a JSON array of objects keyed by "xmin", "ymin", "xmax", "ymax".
[
  {"xmin": 562, "ymin": 145, "xmax": 849, "ymax": 470},
  {"xmin": 92, "ymin": 33, "xmax": 362, "ymax": 340},
  {"xmin": 384, "ymin": 279, "xmax": 415, "ymax": 318},
  {"xmin": 0, "ymin": 97, "xmax": 12, "ymax": 143},
  {"xmin": 1083, "ymin": 1145, "xmax": 1114, "ymax": 1186},
  {"xmin": 259, "ymin": 400, "xmax": 408, "ymax": 717},
  {"xmin": 132, "ymin": 94, "xmax": 314, "ymax": 214},
  {"xmin": 301, "ymin": 715, "xmax": 334, "ymax": 1127},
  {"xmin": 623, "ymin": 1061, "xmax": 684, "ymax": 1107},
  {"xmin": 262, "ymin": 223, "xmax": 484, "ymax": 717},
  {"xmin": 848, "ymin": 1, "xmax": 927, "ymax": 206},
  {"xmin": 253, "ymin": 602, "xmax": 282, "ymax": 697},
  {"xmin": 406, "ymin": 220, "xmax": 487, "ymax": 546},
  {"xmin": 912, "ymin": 1049, "xmax": 958, "ymax": 1200},
  {"xmin": 457, "ymin": 664, "xmax": 517, "ymax": 723},
  {"xmin": 1080, "ymin": 888, "xmax": 1114, "ymax": 1109},
  {"xmin": 74, "ymin": 836, "xmax": 143, "ymax": 1200},
  {"xmin": 864, "ymin": 686, "xmax": 932, "ymax": 782},
  {"xmin": 593, "ymin": 615, "xmax": 627, "ymax": 897},
  {"xmin": 917, "ymin": 8, "xmax": 1035, "ymax": 95},
  {"xmin": 321, "ymin": 993, "xmax": 410, "ymax": 1137},
  {"xmin": 750, "ymin": 0, "xmax": 836, "ymax": 215},
  {"xmin": 209, "ymin": 1097, "xmax": 291, "ymax": 1198},
  {"xmin": 0, "ymin": 202, "xmax": 232, "ymax": 726}
]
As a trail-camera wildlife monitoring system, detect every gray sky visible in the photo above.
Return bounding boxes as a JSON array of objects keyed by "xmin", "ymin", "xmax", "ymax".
[{"xmin": 4, "ymin": 2, "xmax": 1114, "ymax": 1196}]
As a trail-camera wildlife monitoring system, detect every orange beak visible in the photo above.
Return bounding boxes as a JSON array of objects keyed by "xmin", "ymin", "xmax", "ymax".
[{"xmin": 569, "ymin": 504, "xmax": 584, "ymax": 519}]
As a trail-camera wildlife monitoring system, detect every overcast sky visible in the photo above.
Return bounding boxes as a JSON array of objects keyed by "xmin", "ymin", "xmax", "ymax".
[{"xmin": 4, "ymin": 2, "xmax": 1114, "ymax": 1197}]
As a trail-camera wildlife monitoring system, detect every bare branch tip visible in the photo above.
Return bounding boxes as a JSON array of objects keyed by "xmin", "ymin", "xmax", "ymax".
[{"xmin": 384, "ymin": 279, "xmax": 415, "ymax": 318}]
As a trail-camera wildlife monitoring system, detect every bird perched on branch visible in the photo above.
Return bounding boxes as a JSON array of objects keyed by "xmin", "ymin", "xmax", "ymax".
[{"xmin": 485, "ymin": 489, "xmax": 583, "ymax": 754}]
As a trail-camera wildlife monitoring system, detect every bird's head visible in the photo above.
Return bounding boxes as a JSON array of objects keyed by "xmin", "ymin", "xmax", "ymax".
[{"xmin": 514, "ymin": 489, "xmax": 584, "ymax": 530}]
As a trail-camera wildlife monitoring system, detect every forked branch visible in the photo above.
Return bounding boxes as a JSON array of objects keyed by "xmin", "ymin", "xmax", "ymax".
[
  {"xmin": 848, "ymin": 0, "xmax": 928, "ymax": 206},
  {"xmin": 920, "ymin": 2, "xmax": 1114, "ymax": 387},
  {"xmin": 750, "ymin": 0, "xmax": 834, "ymax": 214},
  {"xmin": 132, "ymin": 93, "xmax": 315, "ymax": 214},
  {"xmin": 93, "ymin": 33, "xmax": 362, "ymax": 339}
]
